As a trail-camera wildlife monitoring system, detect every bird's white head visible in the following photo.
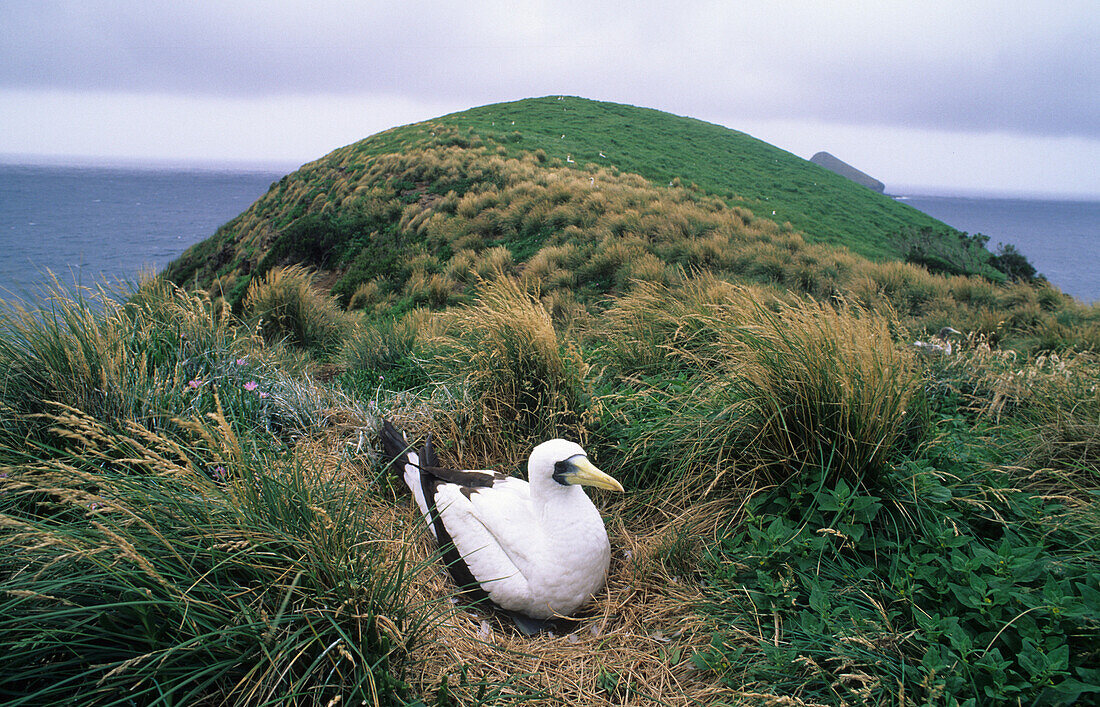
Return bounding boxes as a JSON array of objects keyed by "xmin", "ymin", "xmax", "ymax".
[{"xmin": 528, "ymin": 439, "xmax": 624, "ymax": 493}]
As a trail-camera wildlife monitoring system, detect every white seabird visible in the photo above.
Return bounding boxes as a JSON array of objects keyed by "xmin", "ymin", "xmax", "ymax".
[
  {"xmin": 380, "ymin": 421, "xmax": 623, "ymax": 632},
  {"xmin": 913, "ymin": 326, "xmax": 962, "ymax": 356}
]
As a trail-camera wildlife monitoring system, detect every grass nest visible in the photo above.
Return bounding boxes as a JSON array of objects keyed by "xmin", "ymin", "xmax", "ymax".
[{"xmin": 402, "ymin": 501, "xmax": 722, "ymax": 706}]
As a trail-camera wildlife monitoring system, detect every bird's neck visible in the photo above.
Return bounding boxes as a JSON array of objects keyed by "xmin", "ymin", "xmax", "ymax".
[{"xmin": 534, "ymin": 485, "xmax": 597, "ymax": 527}]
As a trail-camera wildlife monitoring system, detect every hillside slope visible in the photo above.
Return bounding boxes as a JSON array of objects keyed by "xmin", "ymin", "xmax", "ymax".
[{"xmin": 164, "ymin": 96, "xmax": 958, "ymax": 307}]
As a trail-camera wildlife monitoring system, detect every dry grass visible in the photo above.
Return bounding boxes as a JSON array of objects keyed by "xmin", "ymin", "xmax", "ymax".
[
  {"xmin": 267, "ymin": 409, "xmax": 832, "ymax": 706},
  {"xmin": 968, "ymin": 349, "xmax": 1100, "ymax": 471}
]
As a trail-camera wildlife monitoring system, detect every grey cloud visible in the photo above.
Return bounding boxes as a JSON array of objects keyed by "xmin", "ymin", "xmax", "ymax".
[{"xmin": 1, "ymin": 1, "xmax": 1096, "ymax": 138}]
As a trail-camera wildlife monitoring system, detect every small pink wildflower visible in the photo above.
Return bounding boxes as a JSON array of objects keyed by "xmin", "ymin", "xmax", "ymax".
[
  {"xmin": 236, "ymin": 358, "xmax": 247, "ymax": 366},
  {"xmin": 243, "ymin": 381, "xmax": 259, "ymax": 392},
  {"xmin": 188, "ymin": 379, "xmax": 201, "ymax": 389},
  {"xmin": 258, "ymin": 391, "xmax": 269, "ymax": 399},
  {"xmin": 212, "ymin": 466, "xmax": 228, "ymax": 481}
]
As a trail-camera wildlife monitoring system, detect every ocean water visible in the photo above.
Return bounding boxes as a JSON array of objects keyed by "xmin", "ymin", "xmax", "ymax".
[
  {"xmin": 0, "ymin": 163, "xmax": 284, "ymax": 301},
  {"xmin": 1, "ymin": 163, "xmax": 1097, "ymax": 305},
  {"xmin": 897, "ymin": 193, "xmax": 1099, "ymax": 303}
]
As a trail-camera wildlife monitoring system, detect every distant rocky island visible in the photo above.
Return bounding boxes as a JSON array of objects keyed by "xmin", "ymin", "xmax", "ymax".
[{"xmin": 810, "ymin": 151, "xmax": 885, "ymax": 193}]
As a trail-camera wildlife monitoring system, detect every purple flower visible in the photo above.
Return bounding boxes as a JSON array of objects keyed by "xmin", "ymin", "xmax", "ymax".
[
  {"xmin": 243, "ymin": 381, "xmax": 259, "ymax": 392},
  {"xmin": 188, "ymin": 379, "xmax": 201, "ymax": 389},
  {"xmin": 236, "ymin": 358, "xmax": 247, "ymax": 366},
  {"xmin": 212, "ymin": 466, "xmax": 228, "ymax": 481}
]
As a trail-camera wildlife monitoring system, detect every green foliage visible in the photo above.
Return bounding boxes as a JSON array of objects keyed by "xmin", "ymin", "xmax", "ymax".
[
  {"xmin": 989, "ymin": 242, "xmax": 1039, "ymax": 283},
  {"xmin": 893, "ymin": 227, "xmax": 1004, "ymax": 281},
  {"xmin": 258, "ymin": 211, "xmax": 359, "ymax": 273},
  {"xmin": 693, "ymin": 399, "xmax": 1100, "ymax": 706}
]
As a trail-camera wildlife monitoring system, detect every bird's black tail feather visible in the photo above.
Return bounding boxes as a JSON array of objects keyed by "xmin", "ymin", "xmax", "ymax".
[{"xmin": 380, "ymin": 419, "xmax": 413, "ymax": 478}]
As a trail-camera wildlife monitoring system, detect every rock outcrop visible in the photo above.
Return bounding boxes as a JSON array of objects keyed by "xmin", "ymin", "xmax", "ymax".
[{"xmin": 810, "ymin": 152, "xmax": 885, "ymax": 193}]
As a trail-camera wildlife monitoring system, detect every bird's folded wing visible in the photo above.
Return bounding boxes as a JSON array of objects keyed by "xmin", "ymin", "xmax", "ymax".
[
  {"xmin": 435, "ymin": 480, "xmax": 535, "ymax": 606},
  {"xmin": 466, "ymin": 478, "xmax": 540, "ymax": 570}
]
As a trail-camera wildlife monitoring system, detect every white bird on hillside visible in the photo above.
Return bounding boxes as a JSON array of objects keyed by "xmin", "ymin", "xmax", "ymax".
[
  {"xmin": 598, "ymin": 152, "xmax": 606, "ymax": 158},
  {"xmin": 566, "ymin": 155, "xmax": 575, "ymax": 163},
  {"xmin": 913, "ymin": 327, "xmax": 962, "ymax": 356},
  {"xmin": 380, "ymin": 420, "xmax": 623, "ymax": 633}
]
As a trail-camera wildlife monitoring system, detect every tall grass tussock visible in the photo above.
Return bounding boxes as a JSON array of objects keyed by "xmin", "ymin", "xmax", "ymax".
[
  {"xmin": 0, "ymin": 407, "xmax": 432, "ymax": 705},
  {"xmin": 420, "ymin": 277, "xmax": 591, "ymax": 466},
  {"xmin": 245, "ymin": 265, "xmax": 353, "ymax": 353},
  {"xmin": 595, "ymin": 277, "xmax": 922, "ymax": 490}
]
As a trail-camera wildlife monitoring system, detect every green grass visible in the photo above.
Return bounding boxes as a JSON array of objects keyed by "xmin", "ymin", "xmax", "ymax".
[
  {"xmin": 164, "ymin": 95, "xmax": 968, "ymax": 311},
  {"xmin": 434, "ymin": 96, "xmax": 951, "ymax": 259},
  {"xmin": 159, "ymin": 96, "xmax": 1086, "ymax": 361}
]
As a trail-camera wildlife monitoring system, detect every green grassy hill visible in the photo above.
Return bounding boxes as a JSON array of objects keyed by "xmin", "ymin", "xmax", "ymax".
[
  {"xmin": 164, "ymin": 96, "xmax": 964, "ymax": 310},
  {"xmin": 435, "ymin": 97, "xmax": 942, "ymax": 253}
]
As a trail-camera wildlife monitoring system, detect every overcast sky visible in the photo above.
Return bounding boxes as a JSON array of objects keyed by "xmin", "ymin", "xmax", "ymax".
[{"xmin": 1, "ymin": 1, "xmax": 1097, "ymax": 197}]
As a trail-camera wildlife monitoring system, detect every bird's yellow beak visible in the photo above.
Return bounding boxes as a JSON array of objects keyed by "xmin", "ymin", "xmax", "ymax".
[{"xmin": 565, "ymin": 456, "xmax": 624, "ymax": 492}]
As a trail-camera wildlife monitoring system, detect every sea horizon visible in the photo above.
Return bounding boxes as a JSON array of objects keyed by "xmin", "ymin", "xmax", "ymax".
[
  {"xmin": 8, "ymin": 153, "xmax": 1100, "ymax": 203},
  {"xmin": 889, "ymin": 183, "xmax": 1100, "ymax": 204},
  {"xmin": 1, "ymin": 158, "xmax": 1096, "ymax": 304},
  {"xmin": 0, "ymin": 152, "xmax": 303, "ymax": 177}
]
